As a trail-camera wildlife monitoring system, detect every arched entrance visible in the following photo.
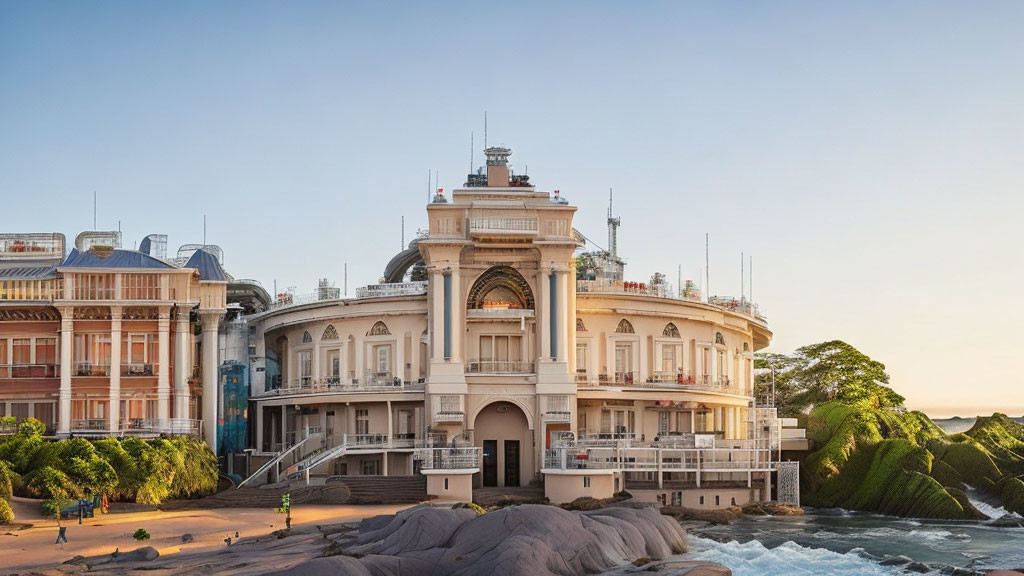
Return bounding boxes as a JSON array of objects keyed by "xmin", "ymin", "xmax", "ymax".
[{"xmin": 473, "ymin": 401, "xmax": 531, "ymax": 487}]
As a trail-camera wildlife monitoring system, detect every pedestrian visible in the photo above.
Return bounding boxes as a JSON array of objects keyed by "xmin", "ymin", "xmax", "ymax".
[{"xmin": 55, "ymin": 521, "xmax": 68, "ymax": 548}]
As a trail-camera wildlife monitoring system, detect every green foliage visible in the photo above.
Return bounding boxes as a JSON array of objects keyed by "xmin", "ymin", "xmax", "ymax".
[
  {"xmin": 452, "ymin": 501, "xmax": 486, "ymax": 515},
  {"xmin": 0, "ymin": 416, "xmax": 16, "ymax": 429},
  {"xmin": 0, "ymin": 435, "xmax": 217, "ymax": 506},
  {"xmin": 0, "ymin": 497, "xmax": 14, "ymax": 524},
  {"xmin": 0, "ymin": 460, "xmax": 16, "ymax": 500},
  {"xmin": 963, "ymin": 414, "xmax": 1024, "ymax": 474},
  {"xmin": 18, "ymin": 418, "xmax": 46, "ymax": 437},
  {"xmin": 133, "ymin": 528, "xmax": 151, "ymax": 541},
  {"xmin": 28, "ymin": 466, "xmax": 79, "ymax": 500},
  {"xmin": 933, "ymin": 440, "xmax": 1002, "ymax": 492},
  {"xmin": 755, "ymin": 340, "xmax": 903, "ymax": 417}
]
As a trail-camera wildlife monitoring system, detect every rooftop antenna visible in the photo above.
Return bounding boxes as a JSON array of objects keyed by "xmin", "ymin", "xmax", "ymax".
[
  {"xmin": 607, "ymin": 188, "xmax": 620, "ymax": 258},
  {"xmin": 705, "ymin": 233, "xmax": 710, "ymax": 302}
]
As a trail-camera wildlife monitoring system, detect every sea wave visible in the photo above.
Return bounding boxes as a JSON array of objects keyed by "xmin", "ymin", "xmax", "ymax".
[{"xmin": 687, "ymin": 536, "xmax": 905, "ymax": 576}]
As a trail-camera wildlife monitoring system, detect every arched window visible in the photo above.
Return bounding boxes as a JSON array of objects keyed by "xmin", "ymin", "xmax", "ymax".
[
  {"xmin": 302, "ymin": 331, "xmax": 313, "ymax": 343},
  {"xmin": 367, "ymin": 321, "xmax": 391, "ymax": 336},
  {"xmin": 466, "ymin": 265, "xmax": 535, "ymax": 310},
  {"xmin": 616, "ymin": 319, "xmax": 634, "ymax": 334},
  {"xmin": 715, "ymin": 332, "xmax": 725, "ymax": 345},
  {"xmin": 576, "ymin": 318, "xmax": 586, "ymax": 332},
  {"xmin": 322, "ymin": 325, "xmax": 339, "ymax": 340},
  {"xmin": 743, "ymin": 342, "xmax": 749, "ymax": 352},
  {"xmin": 662, "ymin": 323, "xmax": 680, "ymax": 338}
]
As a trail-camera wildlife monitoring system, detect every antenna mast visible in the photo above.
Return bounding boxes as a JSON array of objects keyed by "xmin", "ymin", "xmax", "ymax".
[{"xmin": 607, "ymin": 188, "xmax": 621, "ymax": 258}]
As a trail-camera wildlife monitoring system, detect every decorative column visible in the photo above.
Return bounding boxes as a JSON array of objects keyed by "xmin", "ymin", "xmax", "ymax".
[
  {"xmin": 109, "ymin": 307, "xmax": 122, "ymax": 432},
  {"xmin": 174, "ymin": 310, "xmax": 190, "ymax": 418},
  {"xmin": 157, "ymin": 308, "xmax": 171, "ymax": 424},
  {"xmin": 538, "ymin": 268, "xmax": 551, "ymax": 361},
  {"xmin": 549, "ymin": 271, "xmax": 558, "ymax": 360},
  {"xmin": 58, "ymin": 307, "xmax": 73, "ymax": 435},
  {"xmin": 200, "ymin": 312, "xmax": 222, "ymax": 452}
]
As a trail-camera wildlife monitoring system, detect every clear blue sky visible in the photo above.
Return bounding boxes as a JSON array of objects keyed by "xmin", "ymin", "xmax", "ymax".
[{"xmin": 2, "ymin": 1, "xmax": 1022, "ymax": 417}]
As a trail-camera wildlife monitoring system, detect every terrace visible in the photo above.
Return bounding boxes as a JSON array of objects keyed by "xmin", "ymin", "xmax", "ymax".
[{"xmin": 576, "ymin": 279, "xmax": 766, "ymax": 321}]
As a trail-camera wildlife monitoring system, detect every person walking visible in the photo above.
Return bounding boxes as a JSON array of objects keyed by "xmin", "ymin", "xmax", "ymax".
[{"xmin": 55, "ymin": 518, "xmax": 68, "ymax": 549}]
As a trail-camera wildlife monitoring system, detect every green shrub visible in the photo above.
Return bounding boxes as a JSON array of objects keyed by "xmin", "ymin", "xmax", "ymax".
[
  {"xmin": 27, "ymin": 466, "xmax": 79, "ymax": 500},
  {"xmin": 0, "ymin": 460, "xmax": 16, "ymax": 500},
  {"xmin": 18, "ymin": 418, "xmax": 46, "ymax": 437},
  {"xmin": 0, "ymin": 498, "xmax": 14, "ymax": 524},
  {"xmin": 1002, "ymin": 478, "xmax": 1024, "ymax": 515},
  {"xmin": 133, "ymin": 528, "xmax": 151, "ymax": 541},
  {"xmin": 452, "ymin": 502, "xmax": 486, "ymax": 515}
]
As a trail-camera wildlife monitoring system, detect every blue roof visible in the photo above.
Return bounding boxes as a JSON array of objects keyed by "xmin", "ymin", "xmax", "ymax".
[
  {"xmin": 185, "ymin": 248, "xmax": 226, "ymax": 282},
  {"xmin": 0, "ymin": 260, "xmax": 59, "ymax": 280},
  {"xmin": 62, "ymin": 248, "xmax": 174, "ymax": 269}
]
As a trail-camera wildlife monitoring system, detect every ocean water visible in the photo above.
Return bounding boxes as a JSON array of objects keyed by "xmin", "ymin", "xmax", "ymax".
[
  {"xmin": 932, "ymin": 416, "xmax": 1024, "ymax": 434},
  {"xmin": 683, "ymin": 509, "xmax": 1024, "ymax": 576}
]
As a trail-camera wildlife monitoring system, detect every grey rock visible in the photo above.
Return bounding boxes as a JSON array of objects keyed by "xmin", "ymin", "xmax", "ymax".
[
  {"xmin": 879, "ymin": 554, "xmax": 913, "ymax": 566},
  {"xmin": 905, "ymin": 562, "xmax": 932, "ymax": 573},
  {"xmin": 268, "ymin": 555, "xmax": 374, "ymax": 576}
]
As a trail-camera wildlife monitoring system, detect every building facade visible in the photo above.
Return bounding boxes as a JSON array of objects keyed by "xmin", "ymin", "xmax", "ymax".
[
  {"xmin": 0, "ymin": 232, "xmax": 228, "ymax": 450},
  {"xmin": 245, "ymin": 147, "xmax": 781, "ymax": 506}
]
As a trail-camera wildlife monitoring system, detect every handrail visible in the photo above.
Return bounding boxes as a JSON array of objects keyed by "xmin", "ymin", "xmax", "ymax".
[
  {"xmin": 283, "ymin": 441, "xmax": 349, "ymax": 479},
  {"xmin": 237, "ymin": 437, "xmax": 309, "ymax": 488}
]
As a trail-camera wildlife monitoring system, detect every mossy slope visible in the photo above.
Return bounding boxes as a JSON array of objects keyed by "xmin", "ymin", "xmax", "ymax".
[{"xmin": 802, "ymin": 403, "xmax": 1024, "ymax": 519}]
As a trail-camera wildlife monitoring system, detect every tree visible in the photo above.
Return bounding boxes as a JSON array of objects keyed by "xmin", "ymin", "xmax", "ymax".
[{"xmin": 755, "ymin": 340, "xmax": 904, "ymax": 416}]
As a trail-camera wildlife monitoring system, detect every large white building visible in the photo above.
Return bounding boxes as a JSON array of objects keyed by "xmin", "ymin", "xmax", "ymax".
[{"xmin": 245, "ymin": 146, "xmax": 786, "ymax": 506}]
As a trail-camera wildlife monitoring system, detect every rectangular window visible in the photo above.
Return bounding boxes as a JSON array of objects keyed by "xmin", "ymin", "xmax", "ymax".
[
  {"xmin": 327, "ymin": 350, "xmax": 341, "ymax": 378},
  {"xmin": 356, "ymin": 409, "xmax": 369, "ymax": 435},
  {"xmin": 36, "ymin": 338, "xmax": 56, "ymax": 365},
  {"xmin": 659, "ymin": 412, "xmax": 670, "ymax": 436},
  {"xmin": 0, "ymin": 338, "xmax": 6, "ymax": 365},
  {"xmin": 10, "ymin": 403, "xmax": 29, "ymax": 420},
  {"xmin": 715, "ymin": 495, "xmax": 720, "ymax": 506},
  {"xmin": 439, "ymin": 395, "xmax": 460, "ymax": 414},
  {"xmin": 360, "ymin": 458, "xmax": 380, "ymax": 475},
  {"xmin": 600, "ymin": 410, "xmax": 612, "ymax": 433},
  {"xmin": 614, "ymin": 343, "xmax": 633, "ymax": 383},
  {"xmin": 547, "ymin": 395, "xmax": 569, "ymax": 414},
  {"xmin": 575, "ymin": 344, "xmax": 588, "ymax": 374},
  {"xmin": 73, "ymin": 334, "xmax": 112, "ymax": 375},
  {"xmin": 12, "ymin": 339, "xmax": 30, "ymax": 364},
  {"xmin": 376, "ymin": 346, "xmax": 390, "ymax": 374},
  {"xmin": 584, "ymin": 476, "xmax": 591, "ymax": 488},
  {"xmin": 699, "ymin": 495, "xmax": 705, "ymax": 505},
  {"xmin": 444, "ymin": 478, "xmax": 449, "ymax": 490},
  {"xmin": 298, "ymin": 351, "xmax": 312, "ymax": 385},
  {"xmin": 662, "ymin": 344, "xmax": 677, "ymax": 373}
]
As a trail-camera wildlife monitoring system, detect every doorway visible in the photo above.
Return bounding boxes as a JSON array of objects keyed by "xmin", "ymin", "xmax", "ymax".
[
  {"xmin": 504, "ymin": 440, "xmax": 520, "ymax": 487},
  {"xmin": 483, "ymin": 440, "xmax": 498, "ymax": 487}
]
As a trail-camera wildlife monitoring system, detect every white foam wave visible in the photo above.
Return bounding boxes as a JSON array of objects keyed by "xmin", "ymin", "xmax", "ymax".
[{"xmin": 687, "ymin": 536, "xmax": 905, "ymax": 576}]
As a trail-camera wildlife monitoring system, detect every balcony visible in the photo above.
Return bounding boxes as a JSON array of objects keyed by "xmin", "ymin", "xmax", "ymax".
[
  {"xmin": 355, "ymin": 281, "xmax": 428, "ymax": 299},
  {"xmin": 121, "ymin": 363, "xmax": 156, "ymax": 377},
  {"xmin": 74, "ymin": 363, "xmax": 111, "ymax": 377},
  {"xmin": 469, "ymin": 217, "xmax": 538, "ymax": 237},
  {"xmin": 416, "ymin": 446, "xmax": 481, "ymax": 470},
  {"xmin": 254, "ymin": 376, "xmax": 424, "ymax": 398},
  {"xmin": 432, "ymin": 411, "xmax": 465, "ymax": 424},
  {"xmin": 575, "ymin": 280, "xmax": 767, "ymax": 321},
  {"xmin": 465, "ymin": 360, "xmax": 535, "ymax": 374},
  {"xmin": 347, "ymin": 433, "xmax": 390, "ymax": 448},
  {"xmin": 70, "ymin": 418, "xmax": 203, "ymax": 436},
  {"xmin": 0, "ymin": 364, "xmax": 59, "ymax": 378},
  {"xmin": 543, "ymin": 411, "xmax": 572, "ymax": 422}
]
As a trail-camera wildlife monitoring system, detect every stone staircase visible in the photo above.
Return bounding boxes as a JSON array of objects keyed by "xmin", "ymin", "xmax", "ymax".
[{"xmin": 327, "ymin": 475, "xmax": 427, "ymax": 504}]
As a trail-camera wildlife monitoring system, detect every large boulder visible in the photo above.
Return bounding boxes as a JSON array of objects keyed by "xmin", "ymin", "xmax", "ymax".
[{"xmin": 276, "ymin": 504, "xmax": 690, "ymax": 576}]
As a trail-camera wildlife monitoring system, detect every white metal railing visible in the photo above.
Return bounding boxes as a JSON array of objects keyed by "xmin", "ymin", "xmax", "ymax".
[
  {"xmin": 74, "ymin": 363, "xmax": 111, "ymax": 377},
  {"xmin": 432, "ymin": 410, "xmax": 465, "ymax": 424},
  {"xmin": 576, "ymin": 280, "xmax": 767, "ymax": 321},
  {"xmin": 346, "ymin": 433, "xmax": 390, "ymax": 448},
  {"xmin": 355, "ymin": 281, "xmax": 428, "ymax": 299},
  {"xmin": 416, "ymin": 446, "xmax": 481, "ymax": 470},
  {"xmin": 465, "ymin": 360, "xmax": 535, "ymax": 374},
  {"xmin": 71, "ymin": 418, "xmax": 108, "ymax": 431},
  {"xmin": 238, "ymin": 437, "xmax": 309, "ymax": 488},
  {"xmin": 69, "ymin": 418, "xmax": 202, "ymax": 436},
  {"xmin": 121, "ymin": 363, "xmax": 156, "ymax": 377},
  {"xmin": 543, "ymin": 445, "xmax": 776, "ymax": 473},
  {"xmin": 469, "ymin": 217, "xmax": 538, "ymax": 234},
  {"xmin": 255, "ymin": 377, "xmax": 424, "ymax": 398},
  {"xmin": 543, "ymin": 411, "xmax": 572, "ymax": 422}
]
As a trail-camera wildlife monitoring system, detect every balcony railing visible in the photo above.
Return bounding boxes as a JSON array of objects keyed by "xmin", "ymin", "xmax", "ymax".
[
  {"xmin": 469, "ymin": 217, "xmax": 538, "ymax": 235},
  {"xmin": 74, "ymin": 363, "xmax": 111, "ymax": 377},
  {"xmin": 255, "ymin": 376, "xmax": 424, "ymax": 398},
  {"xmin": 416, "ymin": 446, "xmax": 481, "ymax": 470},
  {"xmin": 70, "ymin": 418, "xmax": 203, "ymax": 436},
  {"xmin": 432, "ymin": 411, "xmax": 465, "ymax": 424},
  {"xmin": 576, "ymin": 373, "xmax": 739, "ymax": 392},
  {"xmin": 576, "ymin": 280, "xmax": 767, "ymax": 321},
  {"xmin": 121, "ymin": 363, "xmax": 156, "ymax": 377},
  {"xmin": 543, "ymin": 445, "xmax": 775, "ymax": 473},
  {"xmin": 363, "ymin": 370, "xmax": 395, "ymax": 387},
  {"xmin": 543, "ymin": 410, "xmax": 572, "ymax": 422},
  {"xmin": 0, "ymin": 364, "xmax": 59, "ymax": 378},
  {"xmin": 465, "ymin": 360, "xmax": 535, "ymax": 374},
  {"xmin": 355, "ymin": 281, "xmax": 428, "ymax": 299},
  {"xmin": 347, "ymin": 433, "xmax": 390, "ymax": 448}
]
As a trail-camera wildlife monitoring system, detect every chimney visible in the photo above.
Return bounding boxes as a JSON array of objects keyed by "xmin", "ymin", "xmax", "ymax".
[{"xmin": 485, "ymin": 147, "xmax": 511, "ymax": 186}]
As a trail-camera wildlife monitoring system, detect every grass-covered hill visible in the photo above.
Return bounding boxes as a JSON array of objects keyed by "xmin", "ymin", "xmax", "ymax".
[{"xmin": 801, "ymin": 402, "xmax": 1024, "ymax": 519}]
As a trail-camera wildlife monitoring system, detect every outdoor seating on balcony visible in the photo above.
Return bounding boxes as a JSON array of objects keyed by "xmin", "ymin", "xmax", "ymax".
[
  {"xmin": 121, "ymin": 363, "xmax": 155, "ymax": 377},
  {"xmin": 74, "ymin": 363, "xmax": 111, "ymax": 377}
]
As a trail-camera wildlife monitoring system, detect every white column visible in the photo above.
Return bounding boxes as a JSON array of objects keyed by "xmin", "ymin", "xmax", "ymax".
[
  {"xmin": 556, "ymin": 271, "xmax": 570, "ymax": 362},
  {"xmin": 395, "ymin": 334, "xmax": 405, "ymax": 383},
  {"xmin": 538, "ymin": 268, "xmax": 551, "ymax": 361},
  {"xmin": 157, "ymin": 308, "xmax": 171, "ymax": 424},
  {"xmin": 174, "ymin": 311, "xmax": 190, "ymax": 418},
  {"xmin": 109, "ymin": 308, "xmax": 122, "ymax": 432},
  {"xmin": 201, "ymin": 312, "xmax": 222, "ymax": 451},
  {"xmin": 58, "ymin": 308, "xmax": 73, "ymax": 435},
  {"xmin": 450, "ymin": 268, "xmax": 462, "ymax": 361}
]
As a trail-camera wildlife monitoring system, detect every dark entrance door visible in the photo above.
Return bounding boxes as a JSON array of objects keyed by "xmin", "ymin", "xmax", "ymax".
[
  {"xmin": 483, "ymin": 440, "xmax": 498, "ymax": 487},
  {"xmin": 504, "ymin": 440, "xmax": 520, "ymax": 487}
]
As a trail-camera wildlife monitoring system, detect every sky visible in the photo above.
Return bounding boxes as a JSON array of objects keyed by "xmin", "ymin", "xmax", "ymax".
[{"xmin": 1, "ymin": 1, "xmax": 1022, "ymax": 417}]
